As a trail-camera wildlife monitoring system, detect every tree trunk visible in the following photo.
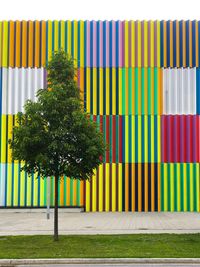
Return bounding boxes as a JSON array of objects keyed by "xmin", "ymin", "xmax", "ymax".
[{"xmin": 54, "ymin": 175, "xmax": 59, "ymax": 241}]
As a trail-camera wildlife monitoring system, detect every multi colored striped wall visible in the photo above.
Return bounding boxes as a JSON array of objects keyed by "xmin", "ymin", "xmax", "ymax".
[{"xmin": 0, "ymin": 20, "xmax": 199, "ymax": 212}]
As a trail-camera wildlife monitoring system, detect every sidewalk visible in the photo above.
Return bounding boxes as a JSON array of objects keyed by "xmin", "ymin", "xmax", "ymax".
[{"xmin": 0, "ymin": 211, "xmax": 200, "ymax": 235}]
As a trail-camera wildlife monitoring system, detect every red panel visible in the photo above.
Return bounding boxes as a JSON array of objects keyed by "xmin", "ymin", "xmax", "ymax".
[
  {"xmin": 161, "ymin": 115, "xmax": 199, "ymax": 163},
  {"xmin": 183, "ymin": 116, "xmax": 187, "ymax": 162},
  {"xmin": 99, "ymin": 115, "xmax": 103, "ymax": 162},
  {"xmin": 162, "ymin": 115, "xmax": 168, "ymax": 162},
  {"xmin": 189, "ymin": 115, "xmax": 193, "ymax": 162},
  {"xmin": 176, "ymin": 116, "xmax": 181, "ymax": 162},
  {"xmin": 112, "ymin": 116, "xmax": 116, "ymax": 163},
  {"xmin": 197, "ymin": 116, "xmax": 200, "ymax": 162},
  {"xmin": 106, "ymin": 116, "xmax": 110, "ymax": 162},
  {"xmin": 169, "ymin": 115, "xmax": 174, "ymax": 163}
]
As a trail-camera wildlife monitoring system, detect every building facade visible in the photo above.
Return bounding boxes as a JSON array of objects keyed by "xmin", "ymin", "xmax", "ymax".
[{"xmin": 0, "ymin": 20, "xmax": 199, "ymax": 212}]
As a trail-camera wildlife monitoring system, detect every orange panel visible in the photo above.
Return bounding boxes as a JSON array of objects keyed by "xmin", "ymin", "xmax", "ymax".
[
  {"xmin": 22, "ymin": 21, "xmax": 27, "ymax": 67},
  {"xmin": 28, "ymin": 21, "xmax": 33, "ymax": 67},
  {"xmin": 15, "ymin": 21, "xmax": 21, "ymax": 67}
]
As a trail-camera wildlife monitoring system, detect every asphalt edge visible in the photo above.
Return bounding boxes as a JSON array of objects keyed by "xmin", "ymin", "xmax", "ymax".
[{"xmin": 0, "ymin": 258, "xmax": 200, "ymax": 266}]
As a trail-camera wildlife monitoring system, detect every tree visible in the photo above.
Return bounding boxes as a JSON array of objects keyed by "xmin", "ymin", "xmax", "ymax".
[{"xmin": 9, "ymin": 51, "xmax": 106, "ymax": 241}]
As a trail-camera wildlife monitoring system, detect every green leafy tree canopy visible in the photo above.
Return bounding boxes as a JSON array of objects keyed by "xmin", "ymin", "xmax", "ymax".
[{"xmin": 9, "ymin": 50, "xmax": 106, "ymax": 240}]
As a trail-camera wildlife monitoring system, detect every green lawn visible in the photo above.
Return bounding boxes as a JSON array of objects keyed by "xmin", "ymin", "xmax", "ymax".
[{"xmin": 0, "ymin": 234, "xmax": 200, "ymax": 258}]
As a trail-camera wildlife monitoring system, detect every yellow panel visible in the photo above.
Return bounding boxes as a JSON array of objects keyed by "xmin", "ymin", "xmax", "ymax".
[
  {"xmin": 93, "ymin": 68, "xmax": 97, "ymax": 115},
  {"xmin": 48, "ymin": 20, "xmax": 52, "ymax": 62},
  {"xmin": 27, "ymin": 172, "xmax": 31, "ymax": 206},
  {"xmin": 34, "ymin": 173, "xmax": 38, "ymax": 206},
  {"xmin": 40, "ymin": 176, "xmax": 45, "ymax": 206},
  {"xmin": 105, "ymin": 163, "xmax": 110, "ymax": 211},
  {"xmin": 92, "ymin": 169, "xmax": 97, "ymax": 212},
  {"xmin": 118, "ymin": 163, "xmax": 122, "ymax": 211},
  {"xmin": 106, "ymin": 68, "xmax": 110, "ymax": 115},
  {"xmin": 157, "ymin": 21, "xmax": 160, "ymax": 67},
  {"xmin": 60, "ymin": 21, "xmax": 65, "ymax": 50},
  {"xmin": 112, "ymin": 163, "xmax": 116, "ymax": 211},
  {"xmin": 20, "ymin": 163, "xmax": 25, "ymax": 206},
  {"xmin": 189, "ymin": 164, "xmax": 194, "ymax": 211},
  {"xmin": 74, "ymin": 20, "xmax": 78, "ymax": 67},
  {"xmin": 183, "ymin": 163, "xmax": 187, "ymax": 211},
  {"xmin": 177, "ymin": 163, "xmax": 181, "ymax": 211},
  {"xmin": 67, "ymin": 21, "xmax": 71, "ymax": 55},
  {"xmin": 2, "ymin": 21, "xmax": 8, "ymax": 67},
  {"xmin": 150, "ymin": 21, "xmax": 154, "ymax": 67},
  {"xmin": 138, "ymin": 21, "xmax": 141, "ymax": 67},
  {"xmin": 112, "ymin": 68, "xmax": 116, "ymax": 115},
  {"xmin": 144, "ymin": 21, "xmax": 148, "ymax": 67},
  {"xmin": 100, "ymin": 68, "xmax": 103, "ymax": 115},
  {"xmin": 0, "ymin": 22, "xmax": 2, "ymax": 66},
  {"xmin": 85, "ymin": 179, "xmax": 90, "ymax": 211},
  {"xmin": 99, "ymin": 164, "xmax": 103, "ymax": 212},
  {"xmin": 86, "ymin": 68, "xmax": 90, "ymax": 113},
  {"xmin": 131, "ymin": 21, "xmax": 135, "ymax": 67},
  {"xmin": 7, "ymin": 115, "xmax": 13, "ymax": 163},
  {"xmin": 54, "ymin": 20, "xmax": 59, "ymax": 52},
  {"xmin": 9, "ymin": 21, "xmax": 15, "ymax": 67},
  {"xmin": 170, "ymin": 164, "xmax": 174, "ymax": 211},
  {"xmin": 164, "ymin": 163, "xmax": 168, "ymax": 211},
  {"xmin": 125, "ymin": 21, "xmax": 129, "ymax": 68}
]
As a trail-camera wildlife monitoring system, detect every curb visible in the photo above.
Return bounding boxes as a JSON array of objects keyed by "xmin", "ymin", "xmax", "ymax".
[{"xmin": 0, "ymin": 258, "xmax": 200, "ymax": 266}]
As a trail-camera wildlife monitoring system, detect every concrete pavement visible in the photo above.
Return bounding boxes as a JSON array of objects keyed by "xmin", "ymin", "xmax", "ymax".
[
  {"xmin": 1, "ymin": 258, "xmax": 200, "ymax": 266},
  {"xmin": 0, "ymin": 210, "xmax": 200, "ymax": 235}
]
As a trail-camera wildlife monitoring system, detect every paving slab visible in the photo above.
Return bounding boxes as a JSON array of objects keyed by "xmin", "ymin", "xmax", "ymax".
[{"xmin": 0, "ymin": 211, "xmax": 200, "ymax": 235}]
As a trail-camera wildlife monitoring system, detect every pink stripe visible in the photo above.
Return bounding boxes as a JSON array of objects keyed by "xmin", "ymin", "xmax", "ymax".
[
  {"xmin": 93, "ymin": 21, "xmax": 97, "ymax": 67},
  {"xmin": 119, "ymin": 21, "xmax": 122, "ymax": 67},
  {"xmin": 100, "ymin": 21, "xmax": 103, "ymax": 67},
  {"xmin": 112, "ymin": 21, "xmax": 116, "ymax": 67},
  {"xmin": 198, "ymin": 116, "xmax": 200, "ymax": 162},
  {"xmin": 106, "ymin": 21, "xmax": 109, "ymax": 67},
  {"xmin": 87, "ymin": 21, "xmax": 90, "ymax": 67}
]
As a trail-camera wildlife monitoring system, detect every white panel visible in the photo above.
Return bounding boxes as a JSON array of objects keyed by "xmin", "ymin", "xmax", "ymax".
[
  {"xmin": 163, "ymin": 68, "xmax": 168, "ymax": 114},
  {"xmin": 2, "ymin": 68, "xmax": 8, "ymax": 114},
  {"xmin": 190, "ymin": 68, "xmax": 196, "ymax": 114},
  {"xmin": 2, "ymin": 67, "xmax": 45, "ymax": 115},
  {"xmin": 163, "ymin": 68, "xmax": 196, "ymax": 115},
  {"xmin": 0, "ymin": 164, "xmax": 6, "ymax": 206}
]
